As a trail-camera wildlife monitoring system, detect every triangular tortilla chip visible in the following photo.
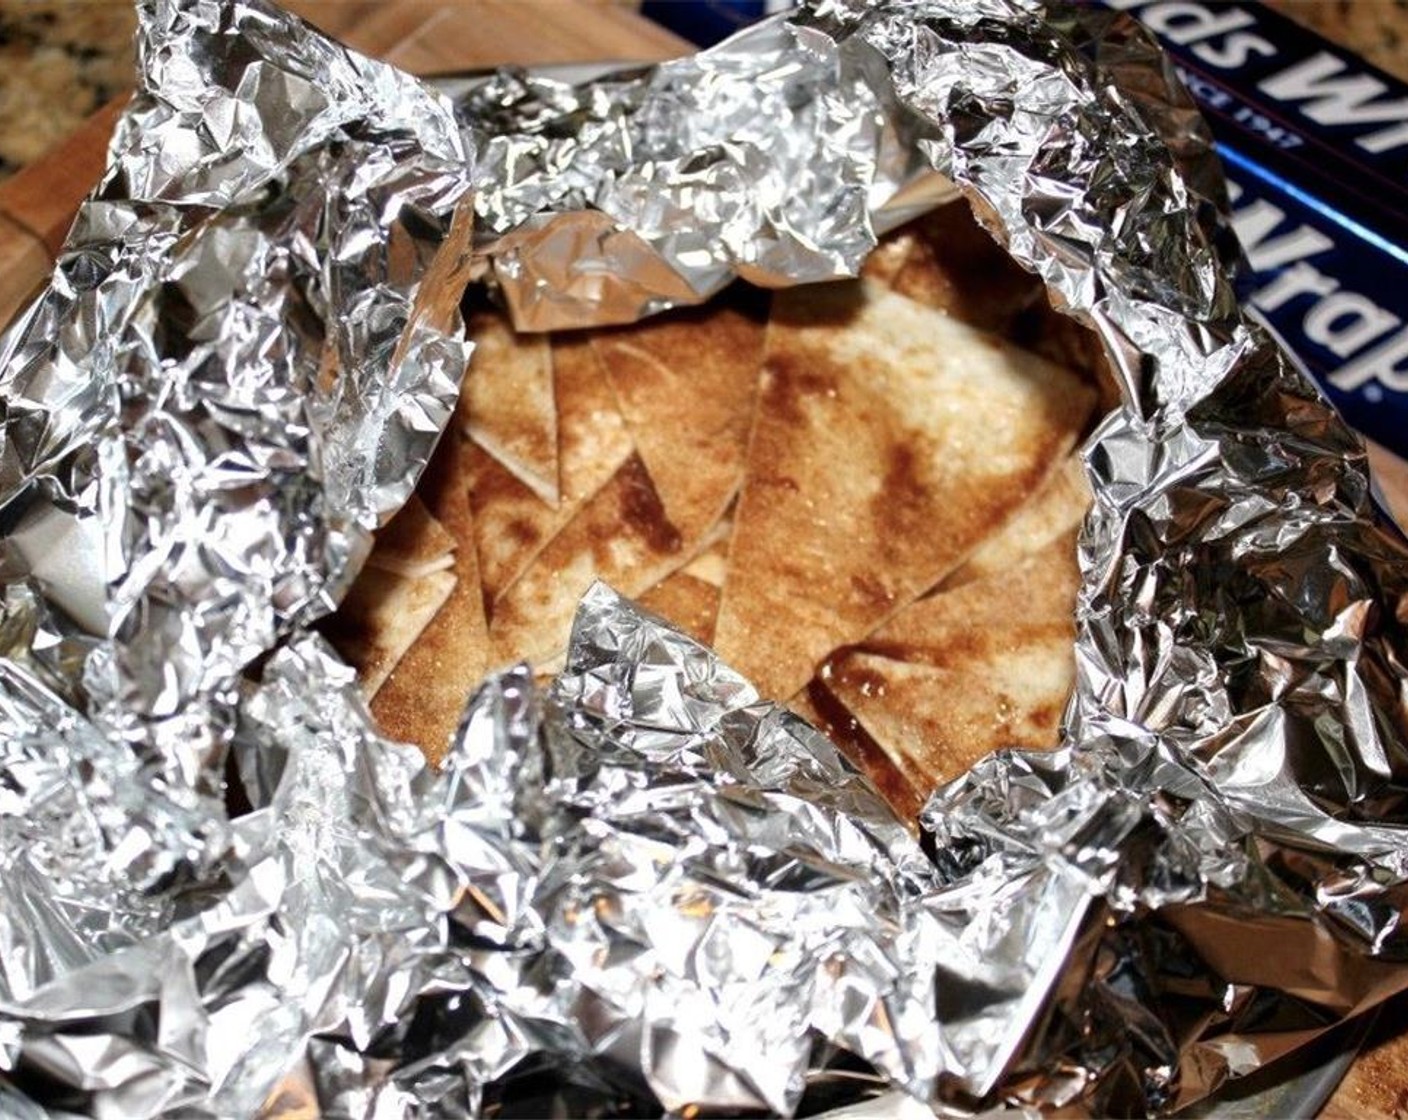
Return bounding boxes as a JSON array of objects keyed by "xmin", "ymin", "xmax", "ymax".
[
  {"xmin": 865, "ymin": 531, "xmax": 1080, "ymax": 653},
  {"xmin": 591, "ymin": 297, "xmax": 763, "ymax": 543},
  {"xmin": 370, "ymin": 427, "xmax": 491, "ymax": 766},
  {"xmin": 680, "ymin": 518, "xmax": 732, "ymax": 584},
  {"xmin": 881, "ymin": 203, "xmax": 1120, "ymax": 403},
  {"xmin": 364, "ymin": 492, "xmax": 456, "ymax": 579},
  {"xmin": 859, "ymin": 229, "xmax": 920, "ymax": 286},
  {"xmin": 713, "ymin": 279, "xmax": 1093, "ymax": 700},
  {"xmin": 634, "ymin": 519, "xmax": 733, "ymax": 645},
  {"xmin": 822, "ymin": 646, "xmax": 1073, "ymax": 816},
  {"xmin": 469, "ymin": 335, "xmax": 632, "ymax": 606},
  {"xmin": 489, "ymin": 453, "xmax": 719, "ymax": 663},
  {"xmin": 813, "ymin": 535, "xmax": 1079, "ymax": 818},
  {"xmin": 789, "ymin": 685, "xmax": 926, "ymax": 823},
  {"xmin": 642, "ymin": 569, "xmax": 726, "ymax": 648},
  {"xmin": 886, "ymin": 201, "xmax": 1044, "ymax": 334},
  {"xmin": 464, "ymin": 312, "xmax": 559, "ymax": 505},
  {"xmin": 324, "ymin": 566, "xmax": 457, "ymax": 697},
  {"xmin": 637, "ymin": 572, "xmax": 720, "ymax": 647},
  {"xmin": 945, "ymin": 454, "xmax": 1089, "ymax": 587}
]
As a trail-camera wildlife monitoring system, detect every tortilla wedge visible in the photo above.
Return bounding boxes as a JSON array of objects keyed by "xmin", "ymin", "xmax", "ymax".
[
  {"xmin": 590, "ymin": 298, "xmax": 763, "ymax": 546},
  {"xmin": 865, "ymin": 530, "xmax": 1080, "ymax": 653},
  {"xmin": 363, "ymin": 492, "xmax": 456, "ymax": 579},
  {"xmin": 637, "ymin": 572, "xmax": 721, "ymax": 647},
  {"xmin": 882, "ymin": 203, "xmax": 1120, "ymax": 403},
  {"xmin": 370, "ymin": 427, "xmax": 491, "ymax": 765},
  {"xmin": 945, "ymin": 454, "xmax": 1089, "ymax": 587},
  {"xmin": 821, "ymin": 643, "xmax": 1074, "ymax": 817},
  {"xmin": 797, "ymin": 459, "xmax": 1087, "ymax": 819},
  {"xmin": 464, "ymin": 312, "xmax": 559, "ymax": 505},
  {"xmin": 885, "ymin": 201, "xmax": 1044, "ymax": 334},
  {"xmin": 323, "ymin": 565, "xmax": 457, "ymax": 698},
  {"xmin": 814, "ymin": 534, "xmax": 1080, "ymax": 818},
  {"xmin": 712, "ymin": 278, "xmax": 1093, "ymax": 700},
  {"xmin": 469, "ymin": 335, "xmax": 632, "ymax": 606},
  {"xmin": 488, "ymin": 453, "xmax": 712, "ymax": 663},
  {"xmin": 859, "ymin": 228, "xmax": 919, "ymax": 286},
  {"xmin": 637, "ymin": 522, "xmax": 733, "ymax": 646}
]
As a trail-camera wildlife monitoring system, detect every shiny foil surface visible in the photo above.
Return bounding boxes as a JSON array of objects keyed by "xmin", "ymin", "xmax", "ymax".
[{"xmin": 0, "ymin": 0, "xmax": 1406, "ymax": 1116}]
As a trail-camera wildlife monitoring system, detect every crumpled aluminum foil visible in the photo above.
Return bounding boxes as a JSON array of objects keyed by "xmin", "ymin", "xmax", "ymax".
[
  {"xmin": 459, "ymin": 15, "xmax": 938, "ymax": 331},
  {"xmin": 0, "ymin": 0, "xmax": 474, "ymax": 787},
  {"xmin": 1, "ymin": 0, "xmax": 1406, "ymax": 1116}
]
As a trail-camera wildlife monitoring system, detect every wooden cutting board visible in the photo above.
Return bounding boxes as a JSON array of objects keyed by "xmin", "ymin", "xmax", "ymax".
[{"xmin": 0, "ymin": 4, "xmax": 1402, "ymax": 1116}]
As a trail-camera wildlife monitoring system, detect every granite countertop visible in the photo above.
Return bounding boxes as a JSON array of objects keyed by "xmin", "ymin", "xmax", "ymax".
[
  {"xmin": 0, "ymin": 1, "xmax": 1406, "ymax": 184},
  {"xmin": 0, "ymin": 1, "xmax": 135, "ymax": 182},
  {"xmin": 1266, "ymin": 0, "xmax": 1408, "ymax": 72}
]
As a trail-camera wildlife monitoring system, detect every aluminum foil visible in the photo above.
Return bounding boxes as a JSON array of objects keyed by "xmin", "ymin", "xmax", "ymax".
[
  {"xmin": 459, "ymin": 16, "xmax": 938, "ymax": 331},
  {"xmin": 0, "ymin": 0, "xmax": 474, "ymax": 787},
  {"xmin": 1, "ymin": 0, "xmax": 1407, "ymax": 1116}
]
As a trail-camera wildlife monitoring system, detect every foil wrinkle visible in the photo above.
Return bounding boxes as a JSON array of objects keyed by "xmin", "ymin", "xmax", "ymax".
[{"xmin": 1, "ymin": 0, "xmax": 1407, "ymax": 1117}]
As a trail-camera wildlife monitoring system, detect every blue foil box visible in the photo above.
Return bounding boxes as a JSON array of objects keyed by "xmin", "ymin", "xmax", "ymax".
[
  {"xmin": 642, "ymin": 1, "xmax": 770, "ymax": 46},
  {"xmin": 649, "ymin": 2, "xmax": 1408, "ymax": 457},
  {"xmin": 1085, "ymin": 2, "xmax": 1408, "ymax": 455}
]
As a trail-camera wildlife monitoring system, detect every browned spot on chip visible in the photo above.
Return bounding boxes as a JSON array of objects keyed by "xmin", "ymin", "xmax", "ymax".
[
  {"xmin": 615, "ymin": 453, "xmax": 683, "ymax": 557},
  {"xmin": 754, "ymin": 353, "xmax": 841, "ymax": 429}
]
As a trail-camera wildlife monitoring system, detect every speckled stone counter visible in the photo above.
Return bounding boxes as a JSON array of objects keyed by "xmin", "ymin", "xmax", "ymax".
[
  {"xmin": 0, "ymin": 1, "xmax": 134, "ymax": 181},
  {"xmin": 1265, "ymin": 0, "xmax": 1408, "ymax": 76}
]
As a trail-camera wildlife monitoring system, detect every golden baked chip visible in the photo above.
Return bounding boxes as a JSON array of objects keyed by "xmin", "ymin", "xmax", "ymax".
[
  {"xmin": 814, "ymin": 533, "xmax": 1080, "ymax": 818},
  {"xmin": 947, "ymin": 454, "xmax": 1089, "ymax": 587},
  {"xmin": 591, "ymin": 297, "xmax": 763, "ymax": 544},
  {"xmin": 637, "ymin": 522, "xmax": 732, "ymax": 646},
  {"xmin": 488, "ymin": 454, "xmax": 711, "ymax": 663},
  {"xmin": 881, "ymin": 201, "xmax": 1119, "ymax": 406},
  {"xmin": 637, "ymin": 571, "xmax": 723, "ymax": 647},
  {"xmin": 369, "ymin": 427, "xmax": 490, "ymax": 765},
  {"xmin": 712, "ymin": 279, "xmax": 1093, "ymax": 700},
  {"xmin": 464, "ymin": 311, "xmax": 559, "ymax": 505},
  {"xmin": 468, "ymin": 336, "xmax": 632, "ymax": 605},
  {"xmin": 362, "ymin": 493, "xmax": 456, "ymax": 580},
  {"xmin": 886, "ymin": 201, "xmax": 1042, "ymax": 334},
  {"xmin": 325, "ymin": 565, "xmax": 456, "ymax": 697}
]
